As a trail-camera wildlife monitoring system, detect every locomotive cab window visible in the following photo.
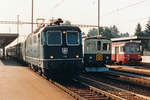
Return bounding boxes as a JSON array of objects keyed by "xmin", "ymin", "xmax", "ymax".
[
  {"xmin": 66, "ymin": 31, "xmax": 79, "ymax": 45},
  {"xmin": 97, "ymin": 41, "xmax": 101, "ymax": 51},
  {"xmin": 47, "ymin": 31, "xmax": 62, "ymax": 46}
]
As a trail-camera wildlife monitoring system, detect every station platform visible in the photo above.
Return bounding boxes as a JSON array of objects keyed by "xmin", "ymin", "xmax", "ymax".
[
  {"xmin": 106, "ymin": 64, "xmax": 150, "ymax": 76},
  {"xmin": 0, "ymin": 59, "xmax": 74, "ymax": 100}
]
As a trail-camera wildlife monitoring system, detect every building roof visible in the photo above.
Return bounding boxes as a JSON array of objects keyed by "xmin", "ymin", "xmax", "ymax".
[
  {"xmin": 111, "ymin": 36, "xmax": 150, "ymax": 42},
  {"xmin": 0, "ymin": 33, "xmax": 18, "ymax": 48}
]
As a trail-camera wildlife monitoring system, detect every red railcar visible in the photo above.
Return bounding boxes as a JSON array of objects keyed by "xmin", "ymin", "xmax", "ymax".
[{"xmin": 112, "ymin": 42, "xmax": 142, "ymax": 64}]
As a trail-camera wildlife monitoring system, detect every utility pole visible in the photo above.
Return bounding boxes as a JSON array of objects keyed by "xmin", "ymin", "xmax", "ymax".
[
  {"xmin": 98, "ymin": 0, "xmax": 100, "ymax": 35},
  {"xmin": 31, "ymin": 0, "xmax": 34, "ymax": 33},
  {"xmin": 17, "ymin": 15, "xmax": 20, "ymax": 35},
  {"xmin": 16, "ymin": 15, "xmax": 20, "ymax": 63}
]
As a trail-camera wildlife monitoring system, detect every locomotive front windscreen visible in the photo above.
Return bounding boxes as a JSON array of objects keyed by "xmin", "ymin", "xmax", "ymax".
[
  {"xmin": 47, "ymin": 31, "xmax": 62, "ymax": 45},
  {"xmin": 67, "ymin": 31, "xmax": 79, "ymax": 45},
  {"xmin": 125, "ymin": 44, "xmax": 141, "ymax": 53}
]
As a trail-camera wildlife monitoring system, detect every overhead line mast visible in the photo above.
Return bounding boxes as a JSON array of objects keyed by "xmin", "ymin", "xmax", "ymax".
[
  {"xmin": 31, "ymin": 0, "xmax": 34, "ymax": 33},
  {"xmin": 98, "ymin": 0, "xmax": 100, "ymax": 35}
]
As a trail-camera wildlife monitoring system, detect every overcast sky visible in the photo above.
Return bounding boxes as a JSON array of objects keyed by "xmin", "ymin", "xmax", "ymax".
[{"xmin": 0, "ymin": 0, "xmax": 150, "ymax": 36}]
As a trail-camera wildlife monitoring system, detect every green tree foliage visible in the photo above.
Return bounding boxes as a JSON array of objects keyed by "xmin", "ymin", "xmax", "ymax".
[
  {"xmin": 109, "ymin": 25, "xmax": 120, "ymax": 38},
  {"xmin": 143, "ymin": 18, "xmax": 150, "ymax": 51},
  {"xmin": 144, "ymin": 18, "xmax": 150, "ymax": 36},
  {"xmin": 120, "ymin": 32, "xmax": 129, "ymax": 37},
  {"xmin": 87, "ymin": 25, "xmax": 128, "ymax": 39},
  {"xmin": 134, "ymin": 23, "xmax": 143, "ymax": 36},
  {"xmin": 87, "ymin": 28, "xmax": 99, "ymax": 37}
]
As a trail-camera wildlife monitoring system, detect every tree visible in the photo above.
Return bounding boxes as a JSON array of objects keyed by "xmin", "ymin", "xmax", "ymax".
[
  {"xmin": 144, "ymin": 18, "xmax": 150, "ymax": 36},
  {"xmin": 102, "ymin": 27, "xmax": 113, "ymax": 39},
  {"xmin": 120, "ymin": 32, "xmax": 129, "ymax": 37},
  {"xmin": 110, "ymin": 25, "xmax": 120, "ymax": 38},
  {"xmin": 87, "ymin": 28, "xmax": 99, "ymax": 37},
  {"xmin": 134, "ymin": 23, "xmax": 142, "ymax": 36},
  {"xmin": 142, "ymin": 18, "xmax": 150, "ymax": 51}
]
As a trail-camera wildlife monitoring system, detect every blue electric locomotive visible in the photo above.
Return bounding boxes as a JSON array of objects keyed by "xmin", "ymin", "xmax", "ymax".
[
  {"xmin": 6, "ymin": 19, "xmax": 83, "ymax": 80},
  {"xmin": 25, "ymin": 19, "xmax": 83, "ymax": 80}
]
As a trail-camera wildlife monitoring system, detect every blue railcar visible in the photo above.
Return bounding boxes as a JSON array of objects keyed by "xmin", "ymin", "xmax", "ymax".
[{"xmin": 83, "ymin": 36, "xmax": 111, "ymax": 72}]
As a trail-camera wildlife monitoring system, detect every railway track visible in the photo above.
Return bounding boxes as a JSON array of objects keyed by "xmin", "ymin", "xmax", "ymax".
[
  {"xmin": 29, "ymin": 64, "xmax": 150, "ymax": 100},
  {"xmin": 79, "ymin": 75, "xmax": 150, "ymax": 100},
  {"xmin": 29, "ymin": 67, "xmax": 124, "ymax": 100},
  {"xmin": 49, "ymin": 79, "xmax": 124, "ymax": 100}
]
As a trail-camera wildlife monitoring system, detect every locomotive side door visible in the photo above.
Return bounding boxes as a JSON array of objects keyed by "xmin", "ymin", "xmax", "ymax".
[{"xmin": 115, "ymin": 47, "xmax": 119, "ymax": 62}]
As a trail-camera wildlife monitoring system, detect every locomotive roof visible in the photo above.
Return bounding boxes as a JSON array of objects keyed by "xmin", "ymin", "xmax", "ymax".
[
  {"xmin": 42, "ymin": 25, "xmax": 81, "ymax": 32},
  {"xmin": 85, "ymin": 36, "xmax": 110, "ymax": 40},
  {"xmin": 27, "ymin": 25, "xmax": 81, "ymax": 38}
]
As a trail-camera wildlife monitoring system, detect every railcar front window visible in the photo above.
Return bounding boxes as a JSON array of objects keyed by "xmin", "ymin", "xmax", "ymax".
[
  {"xmin": 103, "ymin": 43, "xmax": 111, "ymax": 51},
  {"xmin": 47, "ymin": 31, "xmax": 62, "ymax": 45},
  {"xmin": 97, "ymin": 41, "xmax": 101, "ymax": 51},
  {"xmin": 125, "ymin": 46, "xmax": 140, "ymax": 53},
  {"xmin": 67, "ymin": 31, "xmax": 79, "ymax": 45},
  {"xmin": 86, "ymin": 41, "xmax": 96, "ymax": 52}
]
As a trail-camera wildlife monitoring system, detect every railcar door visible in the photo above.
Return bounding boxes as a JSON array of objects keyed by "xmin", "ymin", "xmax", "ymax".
[{"xmin": 115, "ymin": 47, "xmax": 119, "ymax": 62}]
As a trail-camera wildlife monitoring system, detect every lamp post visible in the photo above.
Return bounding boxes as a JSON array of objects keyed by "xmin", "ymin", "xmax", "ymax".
[
  {"xmin": 98, "ymin": 0, "xmax": 100, "ymax": 35},
  {"xmin": 31, "ymin": 0, "xmax": 34, "ymax": 33}
]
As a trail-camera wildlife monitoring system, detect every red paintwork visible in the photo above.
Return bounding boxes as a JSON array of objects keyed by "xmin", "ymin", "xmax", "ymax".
[{"xmin": 112, "ymin": 54, "xmax": 142, "ymax": 64}]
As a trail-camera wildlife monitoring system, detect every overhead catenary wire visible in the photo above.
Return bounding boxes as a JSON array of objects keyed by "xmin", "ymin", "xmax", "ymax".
[{"xmin": 103, "ymin": 0, "xmax": 149, "ymax": 17}]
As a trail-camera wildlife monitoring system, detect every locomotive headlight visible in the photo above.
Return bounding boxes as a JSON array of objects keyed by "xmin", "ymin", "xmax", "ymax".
[
  {"xmin": 50, "ymin": 56, "xmax": 54, "ymax": 59},
  {"xmin": 76, "ymin": 55, "xmax": 79, "ymax": 58},
  {"xmin": 106, "ymin": 56, "xmax": 109, "ymax": 59},
  {"xmin": 63, "ymin": 31, "xmax": 66, "ymax": 34},
  {"xmin": 89, "ymin": 56, "xmax": 93, "ymax": 59}
]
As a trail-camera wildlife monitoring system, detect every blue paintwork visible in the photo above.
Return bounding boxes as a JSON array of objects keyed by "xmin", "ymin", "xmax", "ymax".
[{"xmin": 85, "ymin": 67, "xmax": 109, "ymax": 72}]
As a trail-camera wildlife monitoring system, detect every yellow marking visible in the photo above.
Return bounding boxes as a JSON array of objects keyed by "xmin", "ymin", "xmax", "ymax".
[{"xmin": 96, "ymin": 53, "xmax": 103, "ymax": 61}]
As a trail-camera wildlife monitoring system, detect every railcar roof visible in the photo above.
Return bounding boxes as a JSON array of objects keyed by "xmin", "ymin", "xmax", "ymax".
[
  {"xmin": 43, "ymin": 25, "xmax": 81, "ymax": 32},
  {"xmin": 85, "ymin": 36, "xmax": 110, "ymax": 40}
]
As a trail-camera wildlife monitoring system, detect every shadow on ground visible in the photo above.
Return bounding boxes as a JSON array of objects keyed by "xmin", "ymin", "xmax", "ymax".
[{"xmin": 0, "ymin": 57, "xmax": 27, "ymax": 67}]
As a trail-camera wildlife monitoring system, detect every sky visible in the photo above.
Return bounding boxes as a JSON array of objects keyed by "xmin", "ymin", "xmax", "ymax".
[{"xmin": 0, "ymin": 0, "xmax": 150, "ymax": 39}]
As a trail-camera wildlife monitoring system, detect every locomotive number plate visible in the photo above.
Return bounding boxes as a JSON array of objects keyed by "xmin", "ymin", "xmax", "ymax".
[{"xmin": 96, "ymin": 53, "xmax": 103, "ymax": 61}]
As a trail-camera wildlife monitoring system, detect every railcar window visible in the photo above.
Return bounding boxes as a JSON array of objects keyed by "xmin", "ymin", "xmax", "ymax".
[
  {"xmin": 120, "ymin": 46, "xmax": 124, "ymax": 52},
  {"xmin": 86, "ymin": 41, "xmax": 96, "ymax": 52},
  {"xmin": 103, "ymin": 43, "xmax": 111, "ymax": 51},
  {"xmin": 103, "ymin": 43, "xmax": 107, "ymax": 51},
  {"xmin": 125, "ymin": 45, "xmax": 141, "ymax": 53},
  {"xmin": 97, "ymin": 41, "xmax": 101, "ymax": 50},
  {"xmin": 108, "ymin": 43, "xmax": 111, "ymax": 50},
  {"xmin": 67, "ymin": 31, "xmax": 79, "ymax": 45},
  {"xmin": 47, "ymin": 31, "xmax": 62, "ymax": 45},
  {"xmin": 33, "ymin": 35, "xmax": 37, "ymax": 43},
  {"xmin": 41, "ymin": 32, "xmax": 47, "ymax": 45}
]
